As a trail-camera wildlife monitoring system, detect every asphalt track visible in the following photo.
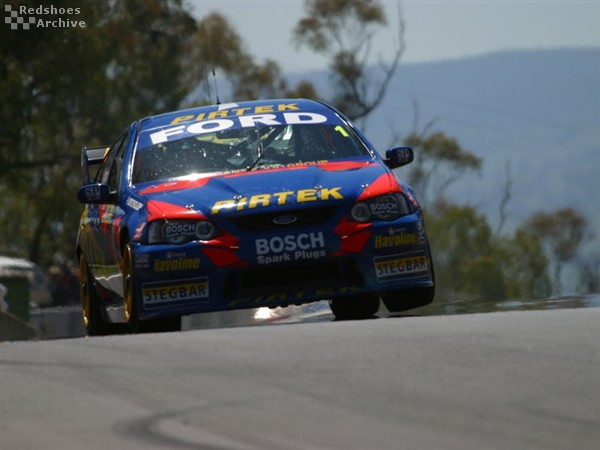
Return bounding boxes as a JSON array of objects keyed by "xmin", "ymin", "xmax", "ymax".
[{"xmin": 1, "ymin": 308, "xmax": 599, "ymax": 450}]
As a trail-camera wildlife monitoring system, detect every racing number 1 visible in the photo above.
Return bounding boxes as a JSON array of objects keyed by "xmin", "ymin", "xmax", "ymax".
[{"xmin": 334, "ymin": 126, "xmax": 349, "ymax": 137}]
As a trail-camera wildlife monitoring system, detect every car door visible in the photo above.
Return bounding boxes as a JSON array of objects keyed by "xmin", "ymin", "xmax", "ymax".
[{"xmin": 86, "ymin": 132, "xmax": 128, "ymax": 295}]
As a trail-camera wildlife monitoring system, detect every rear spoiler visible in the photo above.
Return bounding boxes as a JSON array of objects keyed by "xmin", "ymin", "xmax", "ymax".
[{"xmin": 81, "ymin": 145, "xmax": 109, "ymax": 184}]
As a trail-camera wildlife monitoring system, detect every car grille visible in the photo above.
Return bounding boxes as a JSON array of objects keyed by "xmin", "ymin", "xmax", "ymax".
[
  {"xmin": 223, "ymin": 260, "xmax": 364, "ymax": 301},
  {"xmin": 228, "ymin": 207, "xmax": 338, "ymax": 233}
]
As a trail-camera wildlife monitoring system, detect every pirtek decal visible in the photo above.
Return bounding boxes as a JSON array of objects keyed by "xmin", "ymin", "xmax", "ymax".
[
  {"xmin": 211, "ymin": 187, "xmax": 343, "ymax": 214},
  {"xmin": 170, "ymin": 103, "xmax": 301, "ymax": 125}
]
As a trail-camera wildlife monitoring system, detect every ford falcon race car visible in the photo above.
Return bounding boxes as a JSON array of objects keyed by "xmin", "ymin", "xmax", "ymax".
[{"xmin": 76, "ymin": 98, "xmax": 434, "ymax": 335}]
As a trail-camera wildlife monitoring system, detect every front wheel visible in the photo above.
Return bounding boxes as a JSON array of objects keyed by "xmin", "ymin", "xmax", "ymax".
[
  {"xmin": 122, "ymin": 243, "xmax": 182, "ymax": 334},
  {"xmin": 380, "ymin": 285, "xmax": 434, "ymax": 313},
  {"xmin": 79, "ymin": 254, "xmax": 121, "ymax": 336},
  {"xmin": 381, "ymin": 249, "xmax": 436, "ymax": 313},
  {"xmin": 329, "ymin": 294, "xmax": 380, "ymax": 320}
]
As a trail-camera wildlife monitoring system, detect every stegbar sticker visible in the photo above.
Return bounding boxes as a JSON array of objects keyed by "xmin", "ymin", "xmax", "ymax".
[
  {"xmin": 373, "ymin": 253, "xmax": 429, "ymax": 281},
  {"xmin": 142, "ymin": 278, "xmax": 209, "ymax": 305}
]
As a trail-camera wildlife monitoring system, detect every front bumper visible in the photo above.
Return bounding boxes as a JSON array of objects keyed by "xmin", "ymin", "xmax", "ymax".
[{"xmin": 130, "ymin": 211, "xmax": 434, "ymax": 320}]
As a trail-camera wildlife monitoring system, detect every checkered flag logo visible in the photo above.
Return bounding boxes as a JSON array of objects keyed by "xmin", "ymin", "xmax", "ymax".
[{"xmin": 5, "ymin": 5, "xmax": 36, "ymax": 30}]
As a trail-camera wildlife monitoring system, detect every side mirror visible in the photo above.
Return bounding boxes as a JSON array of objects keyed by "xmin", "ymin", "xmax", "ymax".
[
  {"xmin": 77, "ymin": 183, "xmax": 112, "ymax": 204},
  {"xmin": 384, "ymin": 147, "xmax": 414, "ymax": 169}
]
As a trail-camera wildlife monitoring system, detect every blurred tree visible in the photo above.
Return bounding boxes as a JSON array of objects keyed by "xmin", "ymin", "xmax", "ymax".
[
  {"xmin": 500, "ymin": 228, "xmax": 552, "ymax": 299},
  {"xmin": 3, "ymin": 0, "xmax": 589, "ymax": 310},
  {"xmin": 525, "ymin": 208, "xmax": 589, "ymax": 294},
  {"xmin": 577, "ymin": 254, "xmax": 600, "ymax": 293},
  {"xmin": 0, "ymin": 0, "xmax": 321, "ymax": 266},
  {"xmin": 1, "ymin": 0, "xmax": 202, "ymax": 265},
  {"xmin": 404, "ymin": 131, "xmax": 482, "ymax": 206},
  {"xmin": 425, "ymin": 204, "xmax": 507, "ymax": 302},
  {"xmin": 293, "ymin": 0, "xmax": 405, "ymax": 122},
  {"xmin": 424, "ymin": 203, "xmax": 553, "ymax": 308},
  {"xmin": 189, "ymin": 13, "xmax": 317, "ymax": 104},
  {"xmin": 189, "ymin": 13, "xmax": 282, "ymax": 103}
]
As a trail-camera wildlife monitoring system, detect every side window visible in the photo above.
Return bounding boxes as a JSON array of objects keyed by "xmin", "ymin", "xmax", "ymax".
[
  {"xmin": 106, "ymin": 136, "xmax": 128, "ymax": 192},
  {"xmin": 98, "ymin": 133, "xmax": 128, "ymax": 192}
]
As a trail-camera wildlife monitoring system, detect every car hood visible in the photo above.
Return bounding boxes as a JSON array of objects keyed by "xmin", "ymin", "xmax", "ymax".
[{"xmin": 136, "ymin": 160, "xmax": 398, "ymax": 218}]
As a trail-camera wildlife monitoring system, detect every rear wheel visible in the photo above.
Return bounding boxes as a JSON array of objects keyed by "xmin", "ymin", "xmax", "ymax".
[
  {"xmin": 123, "ymin": 243, "xmax": 181, "ymax": 334},
  {"xmin": 329, "ymin": 294, "xmax": 380, "ymax": 320},
  {"xmin": 79, "ymin": 254, "xmax": 120, "ymax": 336}
]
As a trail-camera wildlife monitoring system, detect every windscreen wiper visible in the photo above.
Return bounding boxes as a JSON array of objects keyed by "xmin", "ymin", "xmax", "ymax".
[{"xmin": 246, "ymin": 127, "xmax": 265, "ymax": 171}]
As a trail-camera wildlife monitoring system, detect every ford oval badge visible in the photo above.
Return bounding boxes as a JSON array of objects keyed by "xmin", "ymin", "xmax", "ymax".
[{"xmin": 273, "ymin": 215, "xmax": 297, "ymax": 226}]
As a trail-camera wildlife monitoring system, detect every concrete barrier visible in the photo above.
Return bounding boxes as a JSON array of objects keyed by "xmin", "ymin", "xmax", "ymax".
[
  {"xmin": 0, "ymin": 311, "xmax": 37, "ymax": 341},
  {"xmin": 30, "ymin": 306, "xmax": 86, "ymax": 339}
]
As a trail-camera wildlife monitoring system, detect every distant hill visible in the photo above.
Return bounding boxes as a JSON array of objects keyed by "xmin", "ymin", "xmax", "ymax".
[{"xmin": 287, "ymin": 48, "xmax": 600, "ymax": 235}]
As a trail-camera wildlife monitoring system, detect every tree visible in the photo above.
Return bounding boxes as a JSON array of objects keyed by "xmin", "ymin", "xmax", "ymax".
[
  {"xmin": 293, "ymin": 0, "xmax": 405, "ymax": 122},
  {"xmin": 404, "ymin": 131, "xmax": 482, "ymax": 206},
  {"xmin": 425, "ymin": 204, "xmax": 507, "ymax": 302},
  {"xmin": 189, "ymin": 13, "xmax": 289, "ymax": 103},
  {"xmin": 1, "ymin": 0, "xmax": 401, "ymax": 266},
  {"xmin": 525, "ymin": 208, "xmax": 590, "ymax": 294},
  {"xmin": 577, "ymin": 254, "xmax": 600, "ymax": 293},
  {"xmin": 500, "ymin": 228, "xmax": 552, "ymax": 299},
  {"xmin": 423, "ymin": 202, "xmax": 553, "ymax": 308},
  {"xmin": 0, "ymin": 0, "xmax": 203, "ymax": 265}
]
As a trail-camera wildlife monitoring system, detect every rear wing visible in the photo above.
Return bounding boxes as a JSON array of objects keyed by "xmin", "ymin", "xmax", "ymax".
[{"xmin": 81, "ymin": 145, "xmax": 109, "ymax": 184}]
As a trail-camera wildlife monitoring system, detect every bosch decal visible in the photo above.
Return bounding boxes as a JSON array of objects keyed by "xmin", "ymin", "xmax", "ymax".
[
  {"xmin": 369, "ymin": 197, "xmax": 401, "ymax": 219},
  {"xmin": 134, "ymin": 254, "xmax": 150, "ymax": 268},
  {"xmin": 255, "ymin": 232, "xmax": 326, "ymax": 265}
]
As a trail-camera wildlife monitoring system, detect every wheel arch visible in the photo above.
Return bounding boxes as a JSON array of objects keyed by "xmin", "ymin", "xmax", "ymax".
[{"xmin": 120, "ymin": 227, "xmax": 131, "ymax": 256}]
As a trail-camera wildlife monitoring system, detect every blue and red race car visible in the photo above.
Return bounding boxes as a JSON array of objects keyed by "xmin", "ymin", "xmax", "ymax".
[{"xmin": 76, "ymin": 99, "xmax": 434, "ymax": 334}]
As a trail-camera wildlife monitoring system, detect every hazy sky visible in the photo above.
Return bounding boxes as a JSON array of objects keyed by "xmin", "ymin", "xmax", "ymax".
[{"xmin": 186, "ymin": 0, "xmax": 600, "ymax": 72}]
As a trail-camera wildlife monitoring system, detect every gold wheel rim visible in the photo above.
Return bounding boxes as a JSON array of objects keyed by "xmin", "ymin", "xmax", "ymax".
[
  {"xmin": 123, "ymin": 245, "xmax": 134, "ymax": 322},
  {"xmin": 79, "ymin": 256, "xmax": 90, "ymax": 327}
]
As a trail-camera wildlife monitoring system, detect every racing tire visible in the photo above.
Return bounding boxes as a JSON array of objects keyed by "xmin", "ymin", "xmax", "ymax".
[
  {"xmin": 79, "ymin": 254, "xmax": 121, "ymax": 336},
  {"xmin": 380, "ymin": 286, "xmax": 434, "ymax": 313},
  {"xmin": 381, "ymin": 251, "xmax": 435, "ymax": 313},
  {"xmin": 381, "ymin": 253, "xmax": 435, "ymax": 313},
  {"xmin": 329, "ymin": 294, "xmax": 380, "ymax": 320},
  {"xmin": 123, "ymin": 243, "xmax": 182, "ymax": 334}
]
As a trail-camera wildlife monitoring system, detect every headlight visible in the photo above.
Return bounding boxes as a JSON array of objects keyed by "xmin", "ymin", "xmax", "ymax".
[
  {"xmin": 148, "ymin": 220, "xmax": 219, "ymax": 244},
  {"xmin": 350, "ymin": 193, "xmax": 410, "ymax": 223}
]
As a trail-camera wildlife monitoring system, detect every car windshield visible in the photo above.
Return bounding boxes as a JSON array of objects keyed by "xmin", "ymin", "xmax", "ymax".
[{"xmin": 132, "ymin": 123, "xmax": 370, "ymax": 184}]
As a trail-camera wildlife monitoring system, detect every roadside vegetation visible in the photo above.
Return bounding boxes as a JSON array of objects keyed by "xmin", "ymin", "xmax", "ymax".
[{"xmin": 1, "ymin": 0, "xmax": 597, "ymax": 310}]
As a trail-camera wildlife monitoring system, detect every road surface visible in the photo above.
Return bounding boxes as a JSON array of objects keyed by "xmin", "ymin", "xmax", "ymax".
[{"xmin": 1, "ymin": 308, "xmax": 599, "ymax": 449}]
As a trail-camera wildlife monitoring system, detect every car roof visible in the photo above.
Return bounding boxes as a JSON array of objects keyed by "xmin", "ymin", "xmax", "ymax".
[{"xmin": 139, "ymin": 98, "xmax": 334, "ymax": 131}]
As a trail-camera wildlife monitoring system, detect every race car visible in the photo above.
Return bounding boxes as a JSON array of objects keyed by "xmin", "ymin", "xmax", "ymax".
[{"xmin": 76, "ymin": 98, "xmax": 434, "ymax": 335}]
